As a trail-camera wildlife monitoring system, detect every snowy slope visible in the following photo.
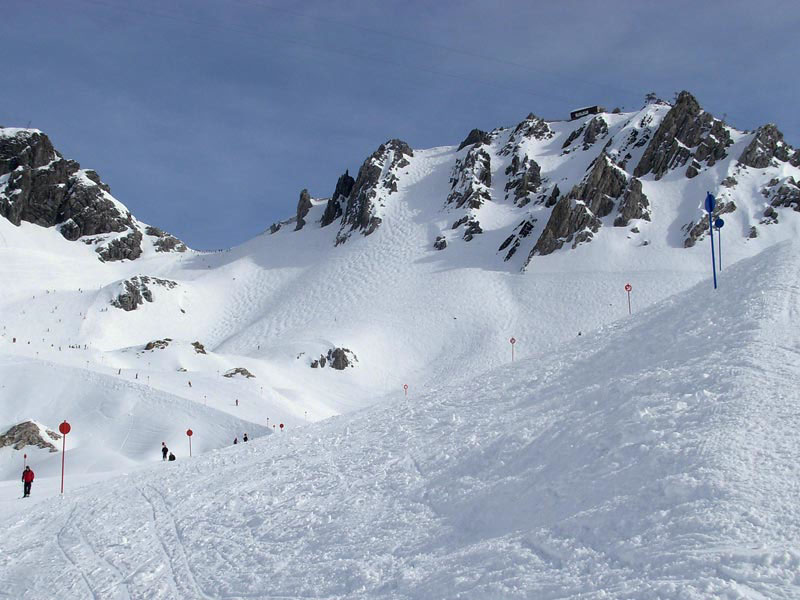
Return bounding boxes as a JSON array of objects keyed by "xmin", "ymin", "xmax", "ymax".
[
  {"xmin": 2, "ymin": 240, "xmax": 800, "ymax": 598},
  {"xmin": 2, "ymin": 92, "xmax": 800, "ymax": 491}
]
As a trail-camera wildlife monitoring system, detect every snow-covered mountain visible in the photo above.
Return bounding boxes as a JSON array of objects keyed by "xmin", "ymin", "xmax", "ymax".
[
  {"xmin": 4, "ymin": 237, "xmax": 800, "ymax": 598},
  {"xmin": 2, "ymin": 90, "xmax": 800, "ymax": 596}
]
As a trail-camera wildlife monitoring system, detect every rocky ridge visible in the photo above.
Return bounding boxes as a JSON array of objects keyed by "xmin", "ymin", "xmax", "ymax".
[{"xmin": 0, "ymin": 127, "xmax": 187, "ymax": 261}]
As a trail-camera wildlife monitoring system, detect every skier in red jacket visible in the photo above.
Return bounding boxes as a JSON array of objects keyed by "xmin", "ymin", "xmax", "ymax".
[{"xmin": 21, "ymin": 466, "xmax": 34, "ymax": 497}]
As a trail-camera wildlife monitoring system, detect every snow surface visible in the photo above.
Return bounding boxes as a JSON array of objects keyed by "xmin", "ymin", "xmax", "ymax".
[
  {"xmin": 2, "ymin": 240, "xmax": 800, "ymax": 598},
  {"xmin": 2, "ymin": 107, "xmax": 800, "ymax": 596}
]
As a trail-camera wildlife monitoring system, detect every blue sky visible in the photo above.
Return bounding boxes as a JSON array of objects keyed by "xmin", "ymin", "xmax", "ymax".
[{"xmin": 3, "ymin": 1, "xmax": 798, "ymax": 250}]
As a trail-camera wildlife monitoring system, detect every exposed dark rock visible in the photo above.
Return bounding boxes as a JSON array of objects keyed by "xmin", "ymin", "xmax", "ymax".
[
  {"xmin": 561, "ymin": 124, "xmax": 585, "ymax": 150},
  {"xmin": 528, "ymin": 154, "xmax": 628, "ymax": 259},
  {"xmin": 614, "ymin": 178, "xmax": 651, "ymax": 227},
  {"xmin": 336, "ymin": 140, "xmax": 412, "ymax": 244},
  {"xmin": 0, "ymin": 127, "xmax": 178, "ymax": 261},
  {"xmin": 111, "ymin": 275, "xmax": 177, "ymax": 311},
  {"xmin": 83, "ymin": 169, "xmax": 111, "ymax": 193},
  {"xmin": 321, "ymin": 170, "xmax": 355, "ymax": 227},
  {"xmin": 498, "ymin": 218, "xmax": 537, "ymax": 261},
  {"xmin": 748, "ymin": 226, "xmax": 758, "ymax": 238},
  {"xmin": 327, "ymin": 347, "xmax": 357, "ymax": 370},
  {"xmin": 545, "ymin": 185, "xmax": 560, "ymax": 208},
  {"xmin": 457, "ymin": 128, "xmax": 491, "ymax": 151},
  {"xmin": 310, "ymin": 347, "xmax": 358, "ymax": 370},
  {"xmin": 0, "ymin": 129, "xmax": 57, "ymax": 176},
  {"xmin": 434, "ymin": 235, "xmax": 447, "ymax": 250},
  {"xmin": 499, "ymin": 114, "xmax": 553, "ymax": 156},
  {"xmin": 294, "ymin": 188, "xmax": 313, "ymax": 231},
  {"xmin": 446, "ymin": 147, "xmax": 491, "ymax": 209},
  {"xmin": 462, "ymin": 219, "xmax": 483, "ymax": 241},
  {"xmin": 145, "ymin": 338, "xmax": 172, "ymax": 351},
  {"xmin": 269, "ymin": 222, "xmax": 282, "ymax": 234},
  {"xmin": 192, "ymin": 341, "xmax": 207, "ymax": 354},
  {"xmin": 721, "ymin": 176, "xmax": 738, "ymax": 188},
  {"xmin": 224, "ymin": 367, "xmax": 255, "ymax": 378},
  {"xmin": 97, "ymin": 230, "xmax": 143, "ymax": 262},
  {"xmin": 505, "ymin": 154, "xmax": 542, "ymax": 205},
  {"xmin": 145, "ymin": 226, "xmax": 187, "ymax": 253},
  {"xmin": 683, "ymin": 200, "xmax": 736, "ymax": 247},
  {"xmin": 634, "ymin": 91, "xmax": 732, "ymax": 180},
  {"xmin": 0, "ymin": 421, "xmax": 60, "ymax": 452},
  {"xmin": 452, "ymin": 215, "xmax": 470, "ymax": 229},
  {"xmin": 766, "ymin": 177, "xmax": 800, "ymax": 211},
  {"xmin": 738, "ymin": 124, "xmax": 795, "ymax": 169},
  {"xmin": 582, "ymin": 116, "xmax": 608, "ymax": 149}
]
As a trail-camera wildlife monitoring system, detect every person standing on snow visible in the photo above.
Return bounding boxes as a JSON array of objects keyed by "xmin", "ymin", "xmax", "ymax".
[
  {"xmin": 233, "ymin": 437, "xmax": 238, "ymax": 445},
  {"xmin": 162, "ymin": 442, "xmax": 169, "ymax": 461},
  {"xmin": 243, "ymin": 433, "xmax": 249, "ymax": 442},
  {"xmin": 21, "ymin": 466, "xmax": 34, "ymax": 497}
]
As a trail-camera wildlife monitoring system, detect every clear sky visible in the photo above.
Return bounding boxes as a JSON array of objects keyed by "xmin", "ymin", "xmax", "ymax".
[{"xmin": 3, "ymin": 1, "xmax": 798, "ymax": 250}]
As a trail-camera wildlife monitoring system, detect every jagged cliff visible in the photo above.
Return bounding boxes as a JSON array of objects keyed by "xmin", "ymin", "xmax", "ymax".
[{"xmin": 0, "ymin": 128, "xmax": 186, "ymax": 261}]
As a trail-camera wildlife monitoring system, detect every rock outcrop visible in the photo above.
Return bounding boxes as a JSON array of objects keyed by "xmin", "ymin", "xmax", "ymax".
[
  {"xmin": 321, "ymin": 170, "xmax": 355, "ymax": 228},
  {"xmin": 613, "ymin": 178, "xmax": 651, "ymax": 227},
  {"xmin": 738, "ymin": 124, "xmax": 797, "ymax": 169},
  {"xmin": 111, "ymin": 276, "xmax": 178, "ymax": 311},
  {"xmin": 457, "ymin": 128, "xmax": 492, "ymax": 151},
  {"xmin": 294, "ymin": 189, "xmax": 313, "ymax": 231},
  {"xmin": 0, "ymin": 127, "xmax": 185, "ymax": 260},
  {"xmin": 0, "ymin": 421, "xmax": 60, "ymax": 452},
  {"xmin": 683, "ymin": 199, "xmax": 736, "ymax": 247},
  {"xmin": 498, "ymin": 218, "xmax": 537, "ymax": 261},
  {"xmin": 527, "ymin": 154, "xmax": 635, "ymax": 259},
  {"xmin": 223, "ymin": 367, "xmax": 255, "ymax": 378},
  {"xmin": 145, "ymin": 338, "xmax": 172, "ymax": 351},
  {"xmin": 634, "ymin": 91, "xmax": 732, "ymax": 180},
  {"xmin": 335, "ymin": 140, "xmax": 412, "ymax": 244},
  {"xmin": 504, "ymin": 154, "xmax": 542, "ymax": 206},
  {"xmin": 310, "ymin": 347, "xmax": 358, "ymax": 370},
  {"xmin": 446, "ymin": 147, "xmax": 491, "ymax": 210},
  {"xmin": 499, "ymin": 113, "xmax": 553, "ymax": 156},
  {"xmin": 97, "ymin": 230, "xmax": 143, "ymax": 262},
  {"xmin": 192, "ymin": 341, "xmax": 207, "ymax": 354},
  {"xmin": 145, "ymin": 226, "xmax": 187, "ymax": 253}
]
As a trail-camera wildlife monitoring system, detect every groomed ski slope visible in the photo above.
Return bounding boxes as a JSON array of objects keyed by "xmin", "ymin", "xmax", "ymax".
[{"xmin": 3, "ymin": 240, "xmax": 800, "ymax": 599}]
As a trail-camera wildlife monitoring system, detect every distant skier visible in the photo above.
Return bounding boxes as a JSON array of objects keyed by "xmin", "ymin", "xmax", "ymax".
[
  {"xmin": 243, "ymin": 433, "xmax": 249, "ymax": 442},
  {"xmin": 233, "ymin": 437, "xmax": 238, "ymax": 445},
  {"xmin": 235, "ymin": 399, "xmax": 239, "ymax": 407},
  {"xmin": 21, "ymin": 466, "xmax": 34, "ymax": 497},
  {"xmin": 161, "ymin": 442, "xmax": 168, "ymax": 461},
  {"xmin": 168, "ymin": 452, "xmax": 176, "ymax": 461}
]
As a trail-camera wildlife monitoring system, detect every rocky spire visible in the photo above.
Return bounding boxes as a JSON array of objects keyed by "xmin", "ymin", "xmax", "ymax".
[
  {"xmin": 294, "ymin": 188, "xmax": 313, "ymax": 231},
  {"xmin": 321, "ymin": 170, "xmax": 354, "ymax": 228}
]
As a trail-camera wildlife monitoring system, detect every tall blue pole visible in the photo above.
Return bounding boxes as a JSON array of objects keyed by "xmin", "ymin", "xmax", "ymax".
[
  {"xmin": 705, "ymin": 192, "xmax": 717, "ymax": 290},
  {"xmin": 718, "ymin": 226, "xmax": 722, "ymax": 271}
]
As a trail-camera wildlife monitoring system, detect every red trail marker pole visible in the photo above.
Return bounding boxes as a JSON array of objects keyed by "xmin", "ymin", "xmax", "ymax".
[
  {"xmin": 510, "ymin": 337, "xmax": 516, "ymax": 362},
  {"xmin": 23, "ymin": 453, "xmax": 27, "ymax": 468},
  {"xmin": 186, "ymin": 429, "xmax": 193, "ymax": 457},
  {"xmin": 403, "ymin": 384, "xmax": 408, "ymax": 397},
  {"xmin": 625, "ymin": 283, "xmax": 632, "ymax": 315},
  {"xmin": 59, "ymin": 420, "xmax": 71, "ymax": 495}
]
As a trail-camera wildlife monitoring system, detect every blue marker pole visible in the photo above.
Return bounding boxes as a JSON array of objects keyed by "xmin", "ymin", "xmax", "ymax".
[
  {"xmin": 705, "ymin": 192, "xmax": 717, "ymax": 289},
  {"xmin": 714, "ymin": 217, "xmax": 725, "ymax": 271}
]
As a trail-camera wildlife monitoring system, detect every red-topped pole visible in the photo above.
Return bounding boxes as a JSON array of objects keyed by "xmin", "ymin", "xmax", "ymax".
[
  {"xmin": 510, "ymin": 337, "xmax": 516, "ymax": 362},
  {"xmin": 625, "ymin": 283, "xmax": 632, "ymax": 315},
  {"xmin": 186, "ymin": 429, "xmax": 193, "ymax": 457},
  {"xmin": 59, "ymin": 420, "xmax": 71, "ymax": 494}
]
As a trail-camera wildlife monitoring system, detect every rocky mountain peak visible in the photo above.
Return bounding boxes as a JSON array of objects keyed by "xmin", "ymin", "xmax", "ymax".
[
  {"xmin": 0, "ymin": 127, "xmax": 186, "ymax": 261},
  {"xmin": 334, "ymin": 139, "xmax": 413, "ymax": 245},
  {"xmin": 634, "ymin": 91, "xmax": 732, "ymax": 180}
]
